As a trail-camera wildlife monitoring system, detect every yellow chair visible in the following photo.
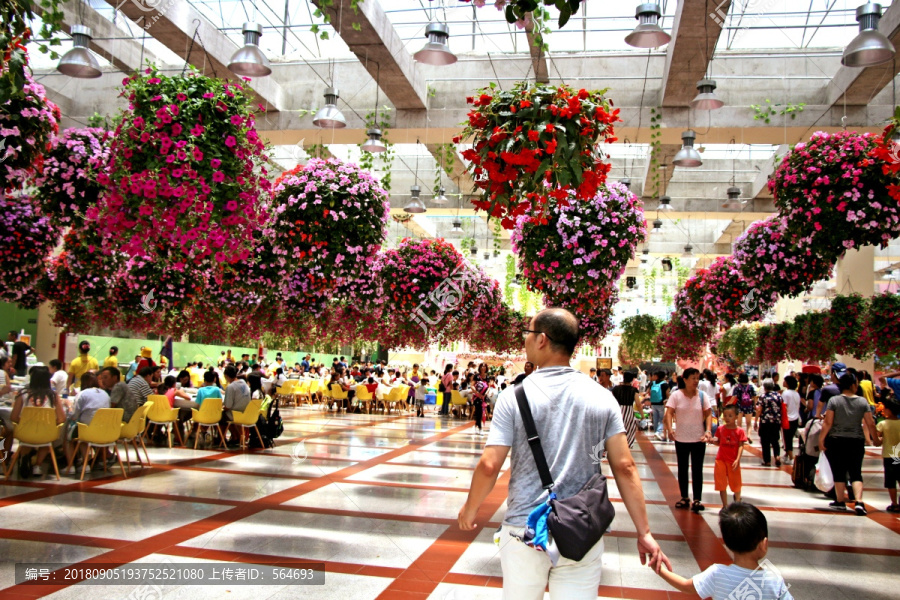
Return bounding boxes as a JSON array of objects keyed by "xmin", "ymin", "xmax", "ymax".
[
  {"xmin": 321, "ymin": 381, "xmax": 333, "ymax": 410},
  {"xmin": 189, "ymin": 397, "xmax": 225, "ymax": 449},
  {"xmin": 232, "ymin": 399, "xmax": 264, "ymax": 449},
  {"xmin": 329, "ymin": 384, "xmax": 349, "ymax": 412},
  {"xmin": 275, "ymin": 380, "xmax": 296, "ymax": 407},
  {"xmin": 308, "ymin": 380, "xmax": 321, "ymax": 404},
  {"xmin": 4, "ymin": 407, "xmax": 64, "ymax": 481},
  {"xmin": 144, "ymin": 395, "xmax": 184, "ymax": 448},
  {"xmin": 118, "ymin": 402, "xmax": 152, "ymax": 473},
  {"xmin": 355, "ymin": 384, "xmax": 374, "ymax": 414},
  {"xmin": 295, "ymin": 380, "xmax": 312, "ymax": 405},
  {"xmin": 450, "ymin": 390, "xmax": 469, "ymax": 418},
  {"xmin": 385, "ymin": 386, "xmax": 406, "ymax": 415},
  {"xmin": 74, "ymin": 408, "xmax": 126, "ymax": 480}
]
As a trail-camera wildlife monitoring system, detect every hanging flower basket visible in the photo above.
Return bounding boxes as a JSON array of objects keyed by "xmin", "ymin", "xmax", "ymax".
[
  {"xmin": 511, "ymin": 181, "xmax": 644, "ymax": 298},
  {"xmin": 676, "ymin": 256, "xmax": 775, "ymax": 329},
  {"xmin": 786, "ymin": 312, "xmax": 834, "ymax": 363},
  {"xmin": 0, "ymin": 70, "xmax": 60, "ymax": 191},
  {"xmin": 269, "ymin": 158, "xmax": 390, "ymax": 306},
  {"xmin": 0, "ymin": 194, "xmax": 59, "ymax": 305},
  {"xmin": 863, "ymin": 292, "xmax": 900, "ymax": 358},
  {"xmin": 657, "ymin": 312, "xmax": 714, "ymax": 362},
  {"xmin": 828, "ymin": 293, "xmax": 871, "ymax": 359},
  {"xmin": 91, "ymin": 65, "xmax": 271, "ymax": 263},
  {"xmin": 457, "ymin": 81, "xmax": 619, "ymax": 228},
  {"xmin": 770, "ymin": 131, "xmax": 900, "ymax": 257},
  {"xmin": 36, "ymin": 127, "xmax": 111, "ymax": 228},
  {"xmin": 733, "ymin": 215, "xmax": 834, "ymax": 299},
  {"xmin": 542, "ymin": 284, "xmax": 619, "ymax": 346}
]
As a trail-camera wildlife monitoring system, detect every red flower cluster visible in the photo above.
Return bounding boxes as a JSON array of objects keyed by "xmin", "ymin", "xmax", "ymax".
[{"xmin": 458, "ymin": 81, "xmax": 620, "ymax": 229}]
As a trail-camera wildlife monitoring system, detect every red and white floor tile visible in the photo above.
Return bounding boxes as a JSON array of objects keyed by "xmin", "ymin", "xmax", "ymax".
[{"xmin": 0, "ymin": 407, "xmax": 896, "ymax": 599}]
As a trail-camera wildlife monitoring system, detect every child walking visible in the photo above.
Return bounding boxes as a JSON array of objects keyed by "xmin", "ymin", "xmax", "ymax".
[
  {"xmin": 658, "ymin": 502, "xmax": 793, "ymax": 599},
  {"xmin": 712, "ymin": 404, "xmax": 749, "ymax": 508},
  {"xmin": 874, "ymin": 398, "xmax": 900, "ymax": 512}
]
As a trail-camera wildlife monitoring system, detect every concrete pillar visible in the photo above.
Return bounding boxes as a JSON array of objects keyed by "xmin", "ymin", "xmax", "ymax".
[
  {"xmin": 34, "ymin": 303, "xmax": 62, "ymax": 365},
  {"xmin": 835, "ymin": 245, "xmax": 875, "ymax": 373}
]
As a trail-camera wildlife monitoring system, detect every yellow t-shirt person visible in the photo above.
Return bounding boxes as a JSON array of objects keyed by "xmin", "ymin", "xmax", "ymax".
[
  {"xmin": 103, "ymin": 355, "xmax": 119, "ymax": 369},
  {"xmin": 877, "ymin": 419, "xmax": 900, "ymax": 459},
  {"xmin": 68, "ymin": 354, "xmax": 99, "ymax": 385}
]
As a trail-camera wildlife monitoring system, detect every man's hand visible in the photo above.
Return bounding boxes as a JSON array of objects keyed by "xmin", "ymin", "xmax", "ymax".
[
  {"xmin": 638, "ymin": 532, "xmax": 671, "ymax": 573},
  {"xmin": 458, "ymin": 503, "xmax": 478, "ymax": 531}
]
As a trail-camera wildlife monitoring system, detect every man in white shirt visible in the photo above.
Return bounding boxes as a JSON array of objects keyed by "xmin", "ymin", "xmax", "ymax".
[
  {"xmin": 458, "ymin": 308, "xmax": 670, "ymax": 598},
  {"xmin": 611, "ymin": 367, "xmax": 624, "ymax": 386},
  {"xmin": 781, "ymin": 375, "xmax": 803, "ymax": 466}
]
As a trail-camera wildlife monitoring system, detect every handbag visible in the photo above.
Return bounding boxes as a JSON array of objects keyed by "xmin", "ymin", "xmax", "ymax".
[
  {"xmin": 514, "ymin": 383, "xmax": 615, "ymax": 561},
  {"xmin": 780, "ymin": 396, "xmax": 790, "ymax": 430}
]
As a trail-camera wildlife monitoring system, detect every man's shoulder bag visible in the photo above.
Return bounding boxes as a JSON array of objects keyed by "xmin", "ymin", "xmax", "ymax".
[{"xmin": 514, "ymin": 383, "xmax": 615, "ymax": 562}]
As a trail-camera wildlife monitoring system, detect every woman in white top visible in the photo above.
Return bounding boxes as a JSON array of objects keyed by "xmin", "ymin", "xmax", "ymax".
[
  {"xmin": 780, "ymin": 375, "xmax": 803, "ymax": 465},
  {"xmin": 665, "ymin": 367, "xmax": 714, "ymax": 513}
]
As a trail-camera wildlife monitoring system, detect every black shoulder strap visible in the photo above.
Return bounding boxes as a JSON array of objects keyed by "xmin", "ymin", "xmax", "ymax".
[{"xmin": 513, "ymin": 383, "xmax": 554, "ymax": 490}]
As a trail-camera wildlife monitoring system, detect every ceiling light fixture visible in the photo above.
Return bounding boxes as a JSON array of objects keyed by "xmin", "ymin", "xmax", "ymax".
[
  {"xmin": 414, "ymin": 22, "xmax": 457, "ymax": 65},
  {"xmin": 620, "ymin": 177, "xmax": 632, "ymax": 189},
  {"xmin": 673, "ymin": 129, "xmax": 702, "ymax": 167},
  {"xmin": 625, "ymin": 3, "xmax": 671, "ymax": 48},
  {"xmin": 691, "ymin": 78, "xmax": 724, "ymax": 110},
  {"xmin": 361, "ymin": 128, "xmax": 387, "ymax": 153},
  {"xmin": 228, "ymin": 22, "xmax": 272, "ymax": 77},
  {"xmin": 842, "ymin": 3, "xmax": 895, "ymax": 67},
  {"xmin": 658, "ymin": 195, "xmax": 674, "ymax": 210},
  {"xmin": 652, "ymin": 218, "xmax": 663, "ymax": 232},
  {"xmin": 433, "ymin": 186, "xmax": 449, "ymax": 205},
  {"xmin": 511, "ymin": 274, "xmax": 522, "ymax": 288},
  {"xmin": 661, "ymin": 257, "xmax": 673, "ymax": 272},
  {"xmin": 313, "ymin": 87, "xmax": 347, "ymax": 129},
  {"xmin": 57, "ymin": 25, "xmax": 102, "ymax": 79},
  {"xmin": 722, "ymin": 186, "xmax": 742, "ymax": 209},
  {"xmin": 451, "ymin": 219, "xmax": 463, "ymax": 233},
  {"xmin": 403, "ymin": 185, "xmax": 427, "ymax": 214},
  {"xmin": 682, "ymin": 244, "xmax": 693, "ymax": 258}
]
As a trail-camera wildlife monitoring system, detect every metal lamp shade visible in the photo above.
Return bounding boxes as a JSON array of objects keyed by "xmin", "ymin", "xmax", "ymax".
[
  {"xmin": 361, "ymin": 128, "xmax": 387, "ymax": 153},
  {"xmin": 470, "ymin": 247, "xmax": 478, "ymax": 256},
  {"xmin": 673, "ymin": 129, "xmax": 702, "ymax": 167},
  {"xmin": 691, "ymin": 79, "xmax": 724, "ymax": 110},
  {"xmin": 57, "ymin": 25, "xmax": 101, "ymax": 79},
  {"xmin": 842, "ymin": 3, "xmax": 895, "ymax": 67},
  {"xmin": 625, "ymin": 3, "xmax": 671, "ymax": 48},
  {"xmin": 451, "ymin": 219, "xmax": 463, "ymax": 232},
  {"xmin": 620, "ymin": 177, "xmax": 632, "ymax": 189},
  {"xmin": 652, "ymin": 218, "xmax": 663, "ymax": 232},
  {"xmin": 313, "ymin": 88, "xmax": 347, "ymax": 129},
  {"xmin": 414, "ymin": 23, "xmax": 457, "ymax": 66},
  {"xmin": 722, "ymin": 185, "xmax": 742, "ymax": 209},
  {"xmin": 682, "ymin": 244, "xmax": 693, "ymax": 258},
  {"xmin": 228, "ymin": 23, "xmax": 272, "ymax": 77},
  {"xmin": 403, "ymin": 185, "xmax": 427, "ymax": 214},
  {"xmin": 658, "ymin": 195, "xmax": 674, "ymax": 210},
  {"xmin": 433, "ymin": 187, "xmax": 449, "ymax": 204}
]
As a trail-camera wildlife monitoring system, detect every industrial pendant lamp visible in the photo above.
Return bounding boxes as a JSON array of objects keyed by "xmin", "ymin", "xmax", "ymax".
[
  {"xmin": 57, "ymin": 25, "xmax": 102, "ymax": 79},
  {"xmin": 641, "ymin": 248, "xmax": 649, "ymax": 263},
  {"xmin": 625, "ymin": 3, "xmax": 671, "ymax": 48},
  {"xmin": 661, "ymin": 257, "xmax": 673, "ymax": 272},
  {"xmin": 510, "ymin": 274, "xmax": 522, "ymax": 289},
  {"xmin": 414, "ymin": 23, "xmax": 457, "ymax": 65},
  {"xmin": 620, "ymin": 177, "xmax": 632, "ymax": 189},
  {"xmin": 691, "ymin": 79, "xmax": 724, "ymax": 110},
  {"xmin": 451, "ymin": 218, "xmax": 463, "ymax": 232},
  {"xmin": 842, "ymin": 3, "xmax": 895, "ymax": 67},
  {"xmin": 313, "ymin": 88, "xmax": 347, "ymax": 129},
  {"xmin": 673, "ymin": 130, "xmax": 702, "ymax": 167},
  {"xmin": 658, "ymin": 195, "xmax": 674, "ymax": 210},
  {"xmin": 361, "ymin": 129, "xmax": 387, "ymax": 153},
  {"xmin": 228, "ymin": 22, "xmax": 272, "ymax": 77},
  {"xmin": 652, "ymin": 218, "xmax": 663, "ymax": 232},
  {"xmin": 682, "ymin": 244, "xmax": 694, "ymax": 258},
  {"xmin": 723, "ymin": 186, "xmax": 742, "ymax": 209},
  {"xmin": 433, "ymin": 187, "xmax": 449, "ymax": 204},
  {"xmin": 403, "ymin": 185, "xmax": 427, "ymax": 214}
]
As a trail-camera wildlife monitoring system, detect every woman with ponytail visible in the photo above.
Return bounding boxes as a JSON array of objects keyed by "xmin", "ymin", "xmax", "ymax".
[{"xmin": 665, "ymin": 368, "xmax": 715, "ymax": 513}]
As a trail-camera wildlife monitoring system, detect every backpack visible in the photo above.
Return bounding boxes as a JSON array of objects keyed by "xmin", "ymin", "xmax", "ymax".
[
  {"xmin": 251, "ymin": 397, "xmax": 283, "ymax": 448},
  {"xmin": 650, "ymin": 381, "xmax": 663, "ymax": 405},
  {"xmin": 737, "ymin": 384, "xmax": 755, "ymax": 411}
]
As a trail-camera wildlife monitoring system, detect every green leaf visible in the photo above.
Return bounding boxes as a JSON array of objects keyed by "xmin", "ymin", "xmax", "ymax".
[
  {"xmin": 352, "ymin": 22, "xmax": 361, "ymax": 31},
  {"xmin": 558, "ymin": 7, "xmax": 571, "ymax": 28},
  {"xmin": 505, "ymin": 5, "xmax": 517, "ymax": 23}
]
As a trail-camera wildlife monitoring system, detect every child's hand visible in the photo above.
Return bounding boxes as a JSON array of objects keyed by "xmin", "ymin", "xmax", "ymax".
[{"xmin": 732, "ymin": 458, "xmax": 740, "ymax": 470}]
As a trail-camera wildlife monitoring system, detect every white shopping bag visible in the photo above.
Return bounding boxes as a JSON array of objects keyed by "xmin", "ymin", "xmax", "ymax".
[{"xmin": 814, "ymin": 451, "xmax": 834, "ymax": 493}]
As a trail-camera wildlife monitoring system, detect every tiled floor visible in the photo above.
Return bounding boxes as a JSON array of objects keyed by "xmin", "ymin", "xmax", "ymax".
[{"xmin": 0, "ymin": 406, "xmax": 897, "ymax": 599}]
